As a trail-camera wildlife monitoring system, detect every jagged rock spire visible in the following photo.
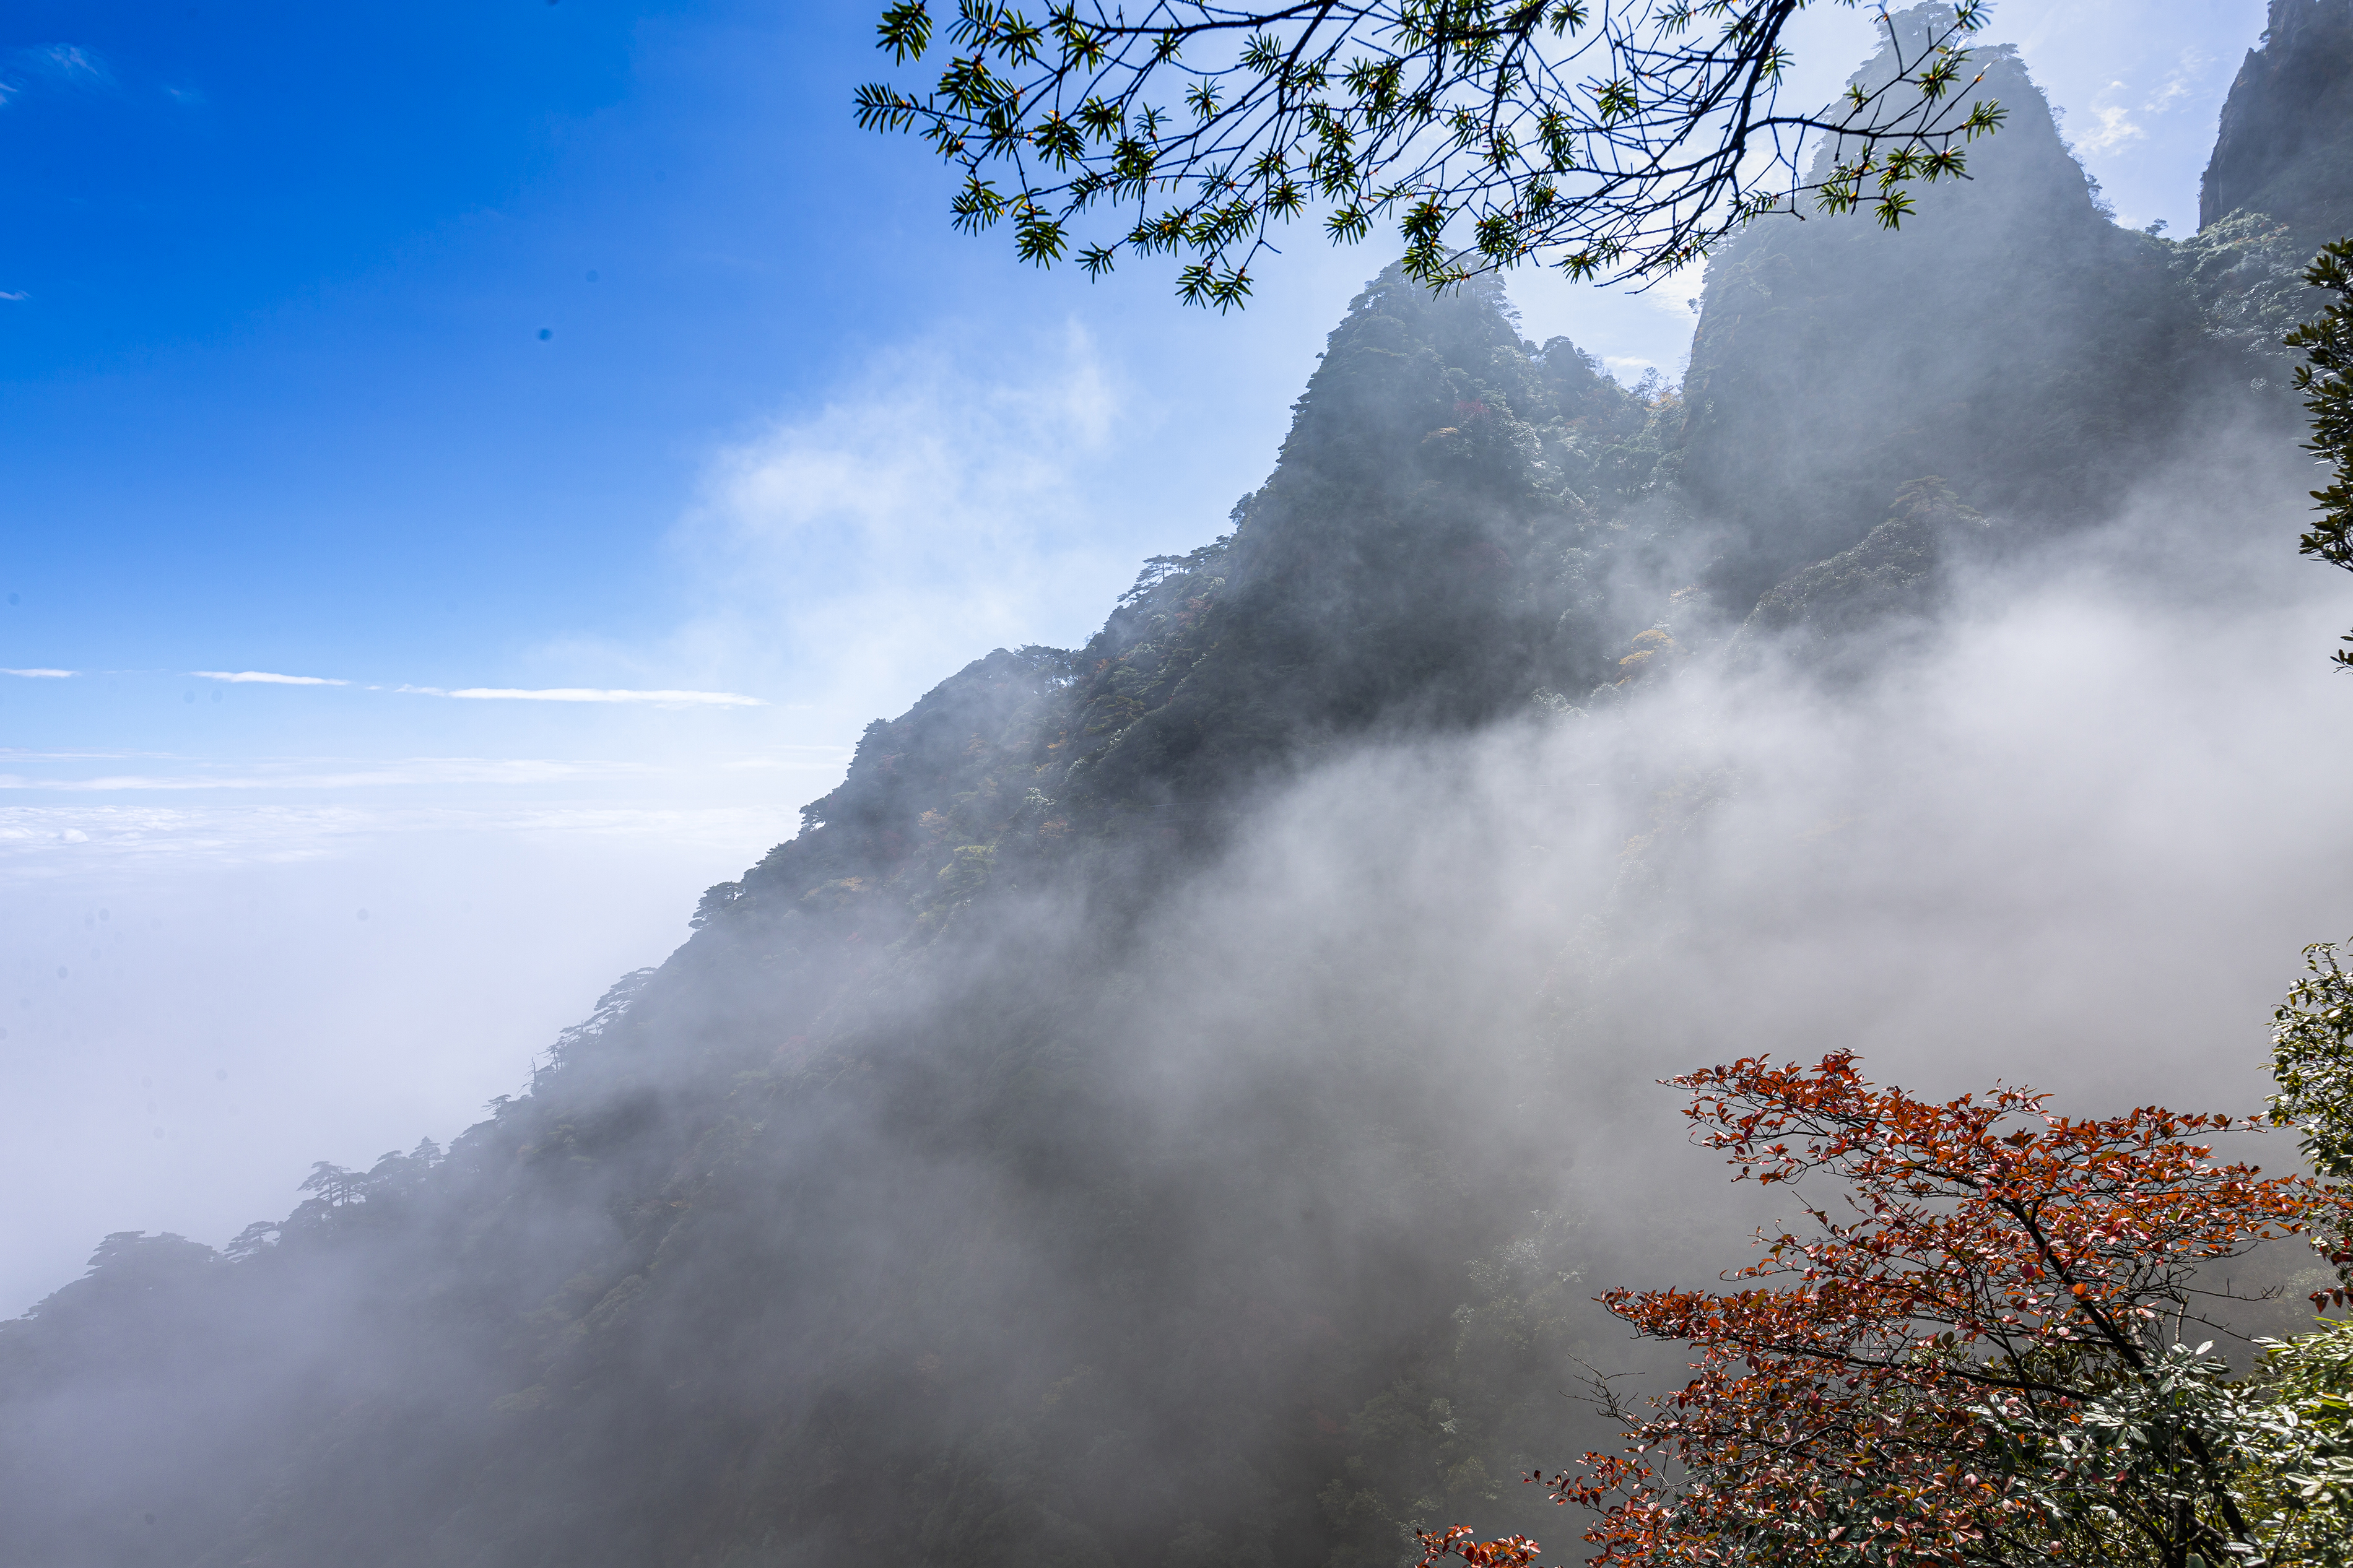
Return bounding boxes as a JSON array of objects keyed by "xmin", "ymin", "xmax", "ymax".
[{"xmin": 2201, "ymin": 0, "xmax": 2353, "ymax": 238}]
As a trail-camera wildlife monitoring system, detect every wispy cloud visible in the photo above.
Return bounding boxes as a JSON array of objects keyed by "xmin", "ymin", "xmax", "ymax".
[
  {"xmin": 34, "ymin": 45, "xmax": 109, "ymax": 85},
  {"xmin": 0, "ymin": 799, "xmax": 805, "ymax": 877},
  {"xmin": 0, "ymin": 745, "xmax": 846, "ymax": 805},
  {"xmin": 1640, "ymin": 266, "xmax": 1707, "ymax": 319},
  {"xmin": 0, "ymin": 292, "xmax": 25, "ymax": 303},
  {"xmin": 398, "ymin": 685, "xmax": 764, "ymax": 708},
  {"xmin": 2147, "ymin": 64, "xmax": 2200, "ymax": 113},
  {"xmin": 185, "ymin": 672, "xmax": 758, "ymax": 705},
  {"xmin": 1, "ymin": 43, "xmax": 114, "ymax": 104},
  {"xmin": 8, "ymin": 667, "xmax": 759, "ymax": 705},
  {"xmin": 193, "ymin": 669, "xmax": 348, "ymax": 686},
  {"xmin": 703, "ymin": 327, "xmax": 1117, "ymax": 555},
  {"xmin": 0, "ymin": 757, "xmax": 661, "ymax": 792},
  {"xmin": 664, "ymin": 323, "xmax": 1144, "ymax": 744},
  {"xmin": 2077, "ymin": 93, "xmax": 2145, "ymax": 155}
]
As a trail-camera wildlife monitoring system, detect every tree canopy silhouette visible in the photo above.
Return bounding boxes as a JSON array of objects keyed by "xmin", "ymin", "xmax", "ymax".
[{"xmin": 856, "ymin": 0, "xmax": 2005, "ymax": 306}]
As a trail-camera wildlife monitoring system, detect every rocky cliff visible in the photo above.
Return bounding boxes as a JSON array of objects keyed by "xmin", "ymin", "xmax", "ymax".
[
  {"xmin": 2, "ymin": 9, "xmax": 2347, "ymax": 1567},
  {"xmin": 2203, "ymin": 0, "xmax": 2353, "ymax": 241}
]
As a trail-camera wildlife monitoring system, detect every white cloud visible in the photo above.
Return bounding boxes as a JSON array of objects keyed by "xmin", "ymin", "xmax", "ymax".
[
  {"xmin": 701, "ymin": 324, "xmax": 1117, "ymax": 555},
  {"xmin": 399, "ymin": 685, "xmax": 764, "ymax": 708},
  {"xmin": 180, "ymin": 672, "xmax": 762, "ymax": 706},
  {"xmin": 2077, "ymin": 98, "xmax": 2145, "ymax": 154},
  {"xmin": 2, "ymin": 668, "xmax": 75, "ymax": 678},
  {"xmin": 659, "ymin": 323, "xmax": 1145, "ymax": 753},
  {"xmin": 0, "ymin": 292, "xmax": 25, "ymax": 303},
  {"xmin": 0, "ymin": 800, "xmax": 806, "ymax": 877},
  {"xmin": 1, "ymin": 43, "xmax": 112, "ymax": 99},
  {"xmin": 0, "ymin": 757, "xmax": 666, "ymax": 792},
  {"xmin": 1603, "ymin": 355, "xmax": 1676, "ymax": 391},
  {"xmin": 2146, "ymin": 61, "xmax": 2202, "ymax": 113},
  {"xmin": 193, "ymin": 670, "xmax": 348, "ymax": 685},
  {"xmin": 1637, "ymin": 265, "xmax": 1707, "ymax": 319},
  {"xmin": 38, "ymin": 45, "xmax": 107, "ymax": 84}
]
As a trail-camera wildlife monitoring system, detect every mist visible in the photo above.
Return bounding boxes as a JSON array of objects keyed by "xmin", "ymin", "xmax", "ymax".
[
  {"xmin": 11, "ymin": 399, "xmax": 2336, "ymax": 1567},
  {"xmin": 0, "ymin": 807, "xmax": 794, "ymax": 1315},
  {"xmin": 6, "ymin": 3, "xmax": 2352, "ymax": 1565}
]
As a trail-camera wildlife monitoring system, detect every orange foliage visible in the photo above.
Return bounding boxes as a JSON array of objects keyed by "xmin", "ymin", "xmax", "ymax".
[
  {"xmin": 1415, "ymin": 1527, "xmax": 1544, "ymax": 1568},
  {"xmin": 1422, "ymin": 1050, "xmax": 2331, "ymax": 1568}
]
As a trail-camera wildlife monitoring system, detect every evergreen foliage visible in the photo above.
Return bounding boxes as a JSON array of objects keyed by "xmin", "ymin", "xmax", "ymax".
[
  {"xmin": 4, "ymin": 13, "xmax": 2352, "ymax": 1567},
  {"xmin": 856, "ymin": 0, "xmax": 2003, "ymax": 301},
  {"xmin": 2286, "ymin": 239, "xmax": 2353, "ymax": 668},
  {"xmin": 2235, "ymin": 1320, "xmax": 2353, "ymax": 1568},
  {"xmin": 2272, "ymin": 938, "xmax": 2353, "ymax": 1189},
  {"xmin": 1728, "ymin": 477, "xmax": 1985, "ymax": 675}
]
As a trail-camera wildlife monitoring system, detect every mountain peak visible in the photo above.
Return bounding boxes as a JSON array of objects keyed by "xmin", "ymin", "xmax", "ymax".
[{"xmin": 2201, "ymin": 0, "xmax": 2353, "ymax": 237}]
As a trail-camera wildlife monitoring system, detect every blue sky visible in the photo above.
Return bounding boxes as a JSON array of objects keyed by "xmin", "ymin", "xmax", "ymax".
[
  {"xmin": 0, "ymin": 0, "xmax": 2280, "ymax": 1306},
  {"xmin": 1, "ymin": 0, "xmax": 2269, "ymax": 757}
]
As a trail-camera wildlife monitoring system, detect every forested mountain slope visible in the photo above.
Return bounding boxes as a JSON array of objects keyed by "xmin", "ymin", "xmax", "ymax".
[{"xmin": 4, "ymin": 8, "xmax": 2347, "ymax": 1567}]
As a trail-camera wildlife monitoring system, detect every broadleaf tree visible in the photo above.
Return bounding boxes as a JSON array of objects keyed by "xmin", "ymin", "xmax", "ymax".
[
  {"xmin": 1417, "ymin": 1050, "xmax": 2333, "ymax": 1568},
  {"xmin": 855, "ymin": 0, "xmax": 2006, "ymax": 307}
]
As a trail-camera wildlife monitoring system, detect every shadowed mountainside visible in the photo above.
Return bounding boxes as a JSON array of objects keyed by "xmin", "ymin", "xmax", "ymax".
[
  {"xmin": 2, "ymin": 9, "xmax": 2349, "ymax": 1567},
  {"xmin": 2203, "ymin": 0, "xmax": 2353, "ymax": 245}
]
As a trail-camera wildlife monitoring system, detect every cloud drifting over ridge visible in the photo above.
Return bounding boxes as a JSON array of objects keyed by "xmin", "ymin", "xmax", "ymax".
[{"xmin": 656, "ymin": 320, "xmax": 1177, "ymax": 754}]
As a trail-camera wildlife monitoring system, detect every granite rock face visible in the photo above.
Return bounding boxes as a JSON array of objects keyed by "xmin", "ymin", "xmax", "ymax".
[
  {"xmin": 1675, "ymin": 22, "xmax": 2197, "ymax": 612},
  {"xmin": 4, "ymin": 11, "xmax": 2351, "ymax": 1568},
  {"xmin": 1734, "ymin": 478, "xmax": 1988, "ymax": 668},
  {"xmin": 2201, "ymin": 0, "xmax": 2353, "ymax": 243}
]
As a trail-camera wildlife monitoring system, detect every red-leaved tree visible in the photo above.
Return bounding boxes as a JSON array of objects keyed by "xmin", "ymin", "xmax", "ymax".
[{"xmin": 1420, "ymin": 1050, "xmax": 2333, "ymax": 1568}]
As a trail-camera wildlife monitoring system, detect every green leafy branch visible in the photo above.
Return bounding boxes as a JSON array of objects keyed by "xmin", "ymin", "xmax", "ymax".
[{"xmin": 855, "ymin": 0, "xmax": 2006, "ymax": 305}]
